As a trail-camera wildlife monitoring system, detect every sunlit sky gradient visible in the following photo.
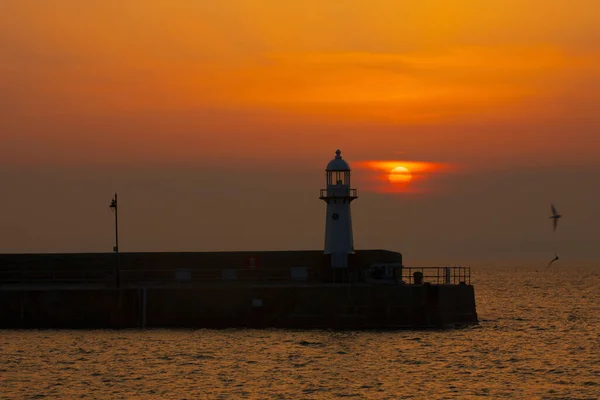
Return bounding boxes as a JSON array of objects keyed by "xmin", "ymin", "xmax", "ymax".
[{"xmin": 1, "ymin": 1, "xmax": 599, "ymax": 263}]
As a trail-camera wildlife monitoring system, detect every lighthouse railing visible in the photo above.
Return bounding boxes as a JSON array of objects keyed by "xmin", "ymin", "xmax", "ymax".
[{"xmin": 319, "ymin": 188, "xmax": 358, "ymax": 199}]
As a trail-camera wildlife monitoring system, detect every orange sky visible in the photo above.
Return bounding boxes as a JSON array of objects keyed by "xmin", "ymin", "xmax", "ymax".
[
  {"xmin": 1, "ymin": 1, "xmax": 599, "ymax": 260},
  {"xmin": 1, "ymin": 0, "xmax": 599, "ymax": 168}
]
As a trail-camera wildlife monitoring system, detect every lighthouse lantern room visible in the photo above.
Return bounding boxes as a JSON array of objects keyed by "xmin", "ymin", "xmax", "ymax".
[{"xmin": 320, "ymin": 149, "xmax": 358, "ymax": 269}]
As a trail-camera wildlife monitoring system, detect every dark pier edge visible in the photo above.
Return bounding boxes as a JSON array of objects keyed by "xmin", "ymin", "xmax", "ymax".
[{"xmin": 0, "ymin": 250, "xmax": 478, "ymax": 330}]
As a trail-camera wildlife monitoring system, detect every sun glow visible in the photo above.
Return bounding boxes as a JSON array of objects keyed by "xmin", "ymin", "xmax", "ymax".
[
  {"xmin": 389, "ymin": 166, "xmax": 413, "ymax": 184},
  {"xmin": 356, "ymin": 160, "xmax": 449, "ymax": 194}
]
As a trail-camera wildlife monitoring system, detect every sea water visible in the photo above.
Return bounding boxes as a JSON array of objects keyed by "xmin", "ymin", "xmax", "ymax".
[{"xmin": 1, "ymin": 264, "xmax": 598, "ymax": 399}]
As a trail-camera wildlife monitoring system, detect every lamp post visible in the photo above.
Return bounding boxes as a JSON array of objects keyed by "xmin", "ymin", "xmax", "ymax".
[{"xmin": 109, "ymin": 193, "xmax": 120, "ymax": 288}]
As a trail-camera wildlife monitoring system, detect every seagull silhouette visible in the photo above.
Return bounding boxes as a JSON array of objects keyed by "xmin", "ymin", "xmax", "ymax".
[{"xmin": 549, "ymin": 204, "xmax": 562, "ymax": 232}]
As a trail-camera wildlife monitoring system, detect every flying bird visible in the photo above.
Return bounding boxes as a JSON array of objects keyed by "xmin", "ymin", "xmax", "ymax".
[{"xmin": 549, "ymin": 204, "xmax": 562, "ymax": 232}]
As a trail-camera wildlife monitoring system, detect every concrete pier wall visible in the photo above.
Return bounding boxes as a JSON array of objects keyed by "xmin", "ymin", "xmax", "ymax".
[
  {"xmin": 0, "ymin": 250, "xmax": 477, "ymax": 329},
  {"xmin": 0, "ymin": 250, "xmax": 404, "ymax": 284},
  {"xmin": 0, "ymin": 283, "xmax": 477, "ymax": 329},
  {"xmin": 0, "ymin": 288, "xmax": 139, "ymax": 329}
]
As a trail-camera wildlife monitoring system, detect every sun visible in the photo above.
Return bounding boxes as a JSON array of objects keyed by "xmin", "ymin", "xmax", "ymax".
[{"xmin": 388, "ymin": 166, "xmax": 412, "ymax": 184}]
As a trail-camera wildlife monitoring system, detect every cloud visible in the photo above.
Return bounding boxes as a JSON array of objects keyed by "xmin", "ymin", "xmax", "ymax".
[{"xmin": 191, "ymin": 45, "xmax": 588, "ymax": 125}]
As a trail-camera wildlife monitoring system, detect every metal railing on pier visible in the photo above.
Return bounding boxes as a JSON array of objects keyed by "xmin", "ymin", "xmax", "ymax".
[
  {"xmin": 0, "ymin": 269, "xmax": 115, "ymax": 283},
  {"xmin": 0, "ymin": 266, "xmax": 471, "ymax": 286},
  {"xmin": 0, "ymin": 267, "xmax": 315, "ymax": 285},
  {"xmin": 400, "ymin": 266, "xmax": 470, "ymax": 285}
]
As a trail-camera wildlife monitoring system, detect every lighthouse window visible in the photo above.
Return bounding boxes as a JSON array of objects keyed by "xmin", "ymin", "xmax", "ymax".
[{"xmin": 328, "ymin": 171, "xmax": 350, "ymax": 186}]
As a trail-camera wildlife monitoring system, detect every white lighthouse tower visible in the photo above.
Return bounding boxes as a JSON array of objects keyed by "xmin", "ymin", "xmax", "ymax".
[{"xmin": 320, "ymin": 149, "xmax": 358, "ymax": 269}]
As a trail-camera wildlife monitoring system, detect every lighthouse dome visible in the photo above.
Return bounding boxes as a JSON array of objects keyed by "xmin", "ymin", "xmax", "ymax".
[{"xmin": 326, "ymin": 149, "xmax": 351, "ymax": 171}]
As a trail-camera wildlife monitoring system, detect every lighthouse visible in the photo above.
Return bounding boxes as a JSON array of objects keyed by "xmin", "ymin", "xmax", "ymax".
[{"xmin": 320, "ymin": 149, "xmax": 358, "ymax": 269}]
